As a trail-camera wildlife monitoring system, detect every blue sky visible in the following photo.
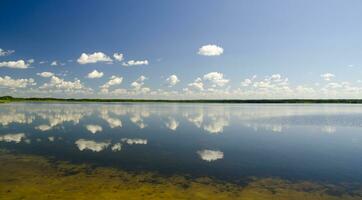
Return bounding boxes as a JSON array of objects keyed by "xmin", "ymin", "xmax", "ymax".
[{"xmin": 1, "ymin": 0, "xmax": 362, "ymax": 99}]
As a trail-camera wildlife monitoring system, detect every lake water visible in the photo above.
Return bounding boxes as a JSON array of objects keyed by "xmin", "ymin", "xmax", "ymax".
[{"xmin": 0, "ymin": 103, "xmax": 362, "ymax": 199}]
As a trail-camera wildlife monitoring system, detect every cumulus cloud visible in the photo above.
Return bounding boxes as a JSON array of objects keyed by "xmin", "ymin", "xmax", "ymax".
[
  {"xmin": 130, "ymin": 75, "xmax": 150, "ymax": 93},
  {"xmin": 203, "ymin": 72, "xmax": 229, "ymax": 87},
  {"xmin": 113, "ymin": 53, "xmax": 124, "ymax": 61},
  {"xmin": 87, "ymin": 70, "xmax": 104, "ymax": 79},
  {"xmin": 37, "ymin": 72, "xmax": 54, "ymax": 78},
  {"xmin": 0, "ymin": 48, "xmax": 15, "ymax": 56},
  {"xmin": 166, "ymin": 75, "xmax": 180, "ymax": 87},
  {"xmin": 198, "ymin": 44, "xmax": 224, "ymax": 56},
  {"xmin": 86, "ymin": 124, "xmax": 103, "ymax": 134},
  {"xmin": 0, "ymin": 60, "xmax": 30, "ymax": 69},
  {"xmin": 122, "ymin": 60, "xmax": 149, "ymax": 67},
  {"xmin": 121, "ymin": 138, "xmax": 147, "ymax": 145},
  {"xmin": 0, "ymin": 76, "xmax": 36, "ymax": 89},
  {"xmin": 0, "ymin": 133, "xmax": 26, "ymax": 143},
  {"xmin": 77, "ymin": 52, "xmax": 112, "ymax": 64},
  {"xmin": 321, "ymin": 73, "xmax": 335, "ymax": 81},
  {"xmin": 40, "ymin": 76, "xmax": 89, "ymax": 92},
  {"xmin": 197, "ymin": 149, "xmax": 224, "ymax": 162},
  {"xmin": 238, "ymin": 74, "xmax": 291, "ymax": 97},
  {"xmin": 51, "ymin": 61, "xmax": 58, "ymax": 66},
  {"xmin": 188, "ymin": 77, "xmax": 204, "ymax": 91},
  {"xmin": 100, "ymin": 75, "xmax": 123, "ymax": 92},
  {"xmin": 241, "ymin": 79, "xmax": 252, "ymax": 87},
  {"xmin": 75, "ymin": 139, "xmax": 110, "ymax": 152},
  {"xmin": 241, "ymin": 75, "xmax": 256, "ymax": 87}
]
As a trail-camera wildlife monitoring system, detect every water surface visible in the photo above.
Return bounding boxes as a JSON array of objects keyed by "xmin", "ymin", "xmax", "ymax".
[{"xmin": 0, "ymin": 103, "xmax": 361, "ymax": 199}]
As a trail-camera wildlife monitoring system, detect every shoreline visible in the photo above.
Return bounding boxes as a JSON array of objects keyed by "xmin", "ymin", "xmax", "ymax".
[{"xmin": 2, "ymin": 96, "xmax": 362, "ymax": 104}]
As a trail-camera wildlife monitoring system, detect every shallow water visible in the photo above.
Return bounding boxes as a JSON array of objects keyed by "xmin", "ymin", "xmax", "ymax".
[{"xmin": 0, "ymin": 103, "xmax": 361, "ymax": 199}]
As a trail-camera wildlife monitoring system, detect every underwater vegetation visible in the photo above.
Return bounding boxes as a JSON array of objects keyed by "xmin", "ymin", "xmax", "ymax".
[{"xmin": 0, "ymin": 150, "xmax": 361, "ymax": 200}]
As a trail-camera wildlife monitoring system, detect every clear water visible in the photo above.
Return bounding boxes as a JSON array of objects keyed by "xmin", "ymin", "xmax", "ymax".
[{"xmin": 0, "ymin": 102, "xmax": 362, "ymax": 185}]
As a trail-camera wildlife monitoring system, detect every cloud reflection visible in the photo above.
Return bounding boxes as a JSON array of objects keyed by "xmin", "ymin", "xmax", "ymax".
[
  {"xmin": 165, "ymin": 117, "xmax": 179, "ymax": 131},
  {"xmin": 111, "ymin": 143, "xmax": 122, "ymax": 151},
  {"xmin": 121, "ymin": 138, "xmax": 147, "ymax": 145},
  {"xmin": 35, "ymin": 124, "xmax": 52, "ymax": 131},
  {"xmin": 0, "ymin": 133, "xmax": 26, "ymax": 143},
  {"xmin": 197, "ymin": 149, "xmax": 224, "ymax": 162},
  {"xmin": 75, "ymin": 139, "xmax": 110, "ymax": 152},
  {"xmin": 85, "ymin": 124, "xmax": 103, "ymax": 134}
]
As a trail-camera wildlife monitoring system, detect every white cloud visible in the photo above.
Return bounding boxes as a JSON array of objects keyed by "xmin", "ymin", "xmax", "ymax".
[
  {"xmin": 197, "ymin": 149, "xmax": 224, "ymax": 162},
  {"xmin": 86, "ymin": 124, "xmax": 103, "ymax": 134},
  {"xmin": 113, "ymin": 53, "xmax": 124, "ymax": 61},
  {"xmin": 241, "ymin": 79, "xmax": 252, "ymax": 87},
  {"xmin": 0, "ymin": 133, "xmax": 26, "ymax": 143},
  {"xmin": 122, "ymin": 60, "xmax": 149, "ymax": 67},
  {"xmin": 203, "ymin": 72, "xmax": 229, "ymax": 87},
  {"xmin": 51, "ymin": 61, "xmax": 58, "ymax": 66},
  {"xmin": 100, "ymin": 75, "xmax": 123, "ymax": 92},
  {"xmin": 137, "ymin": 75, "xmax": 147, "ymax": 82},
  {"xmin": 241, "ymin": 76, "xmax": 256, "ymax": 87},
  {"xmin": 198, "ymin": 44, "xmax": 224, "ymax": 56},
  {"xmin": 246, "ymin": 74, "xmax": 290, "ymax": 93},
  {"xmin": 321, "ymin": 73, "xmax": 335, "ymax": 81},
  {"xmin": 40, "ymin": 76, "xmax": 89, "ymax": 92},
  {"xmin": 0, "ymin": 76, "xmax": 36, "ymax": 89},
  {"xmin": 77, "ymin": 52, "xmax": 112, "ymax": 64},
  {"xmin": 0, "ymin": 60, "xmax": 30, "ymax": 69},
  {"xmin": 0, "ymin": 48, "xmax": 15, "ymax": 56},
  {"xmin": 131, "ymin": 81, "xmax": 143, "ymax": 90},
  {"xmin": 166, "ymin": 75, "xmax": 180, "ymax": 87},
  {"xmin": 121, "ymin": 138, "xmax": 147, "ymax": 145},
  {"xmin": 131, "ymin": 76, "xmax": 150, "ymax": 93},
  {"xmin": 87, "ymin": 70, "xmax": 104, "ymax": 79},
  {"xmin": 37, "ymin": 72, "xmax": 54, "ymax": 78},
  {"xmin": 75, "ymin": 139, "xmax": 110, "ymax": 152},
  {"xmin": 188, "ymin": 77, "xmax": 204, "ymax": 91}
]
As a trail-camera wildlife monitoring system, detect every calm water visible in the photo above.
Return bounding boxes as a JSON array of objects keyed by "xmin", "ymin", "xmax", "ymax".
[{"xmin": 0, "ymin": 103, "xmax": 362, "ymax": 185}]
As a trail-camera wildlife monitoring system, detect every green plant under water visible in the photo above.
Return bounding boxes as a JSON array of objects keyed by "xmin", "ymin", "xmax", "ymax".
[{"xmin": 0, "ymin": 150, "xmax": 361, "ymax": 200}]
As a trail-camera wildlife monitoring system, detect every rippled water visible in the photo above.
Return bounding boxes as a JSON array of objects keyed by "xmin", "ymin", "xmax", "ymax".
[{"xmin": 0, "ymin": 102, "xmax": 362, "ymax": 185}]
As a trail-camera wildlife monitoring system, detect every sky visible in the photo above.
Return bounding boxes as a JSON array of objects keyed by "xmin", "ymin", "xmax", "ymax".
[{"xmin": 1, "ymin": 0, "xmax": 362, "ymax": 99}]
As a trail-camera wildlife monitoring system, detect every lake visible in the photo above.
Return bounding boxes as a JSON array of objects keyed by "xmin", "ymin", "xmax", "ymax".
[{"xmin": 0, "ymin": 102, "xmax": 361, "ymax": 199}]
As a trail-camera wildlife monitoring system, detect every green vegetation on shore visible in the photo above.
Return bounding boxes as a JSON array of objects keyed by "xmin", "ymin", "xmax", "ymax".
[{"xmin": 2, "ymin": 96, "xmax": 362, "ymax": 104}]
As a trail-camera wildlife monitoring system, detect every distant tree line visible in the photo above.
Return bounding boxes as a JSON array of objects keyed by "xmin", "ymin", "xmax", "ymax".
[{"xmin": 2, "ymin": 96, "xmax": 362, "ymax": 104}]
